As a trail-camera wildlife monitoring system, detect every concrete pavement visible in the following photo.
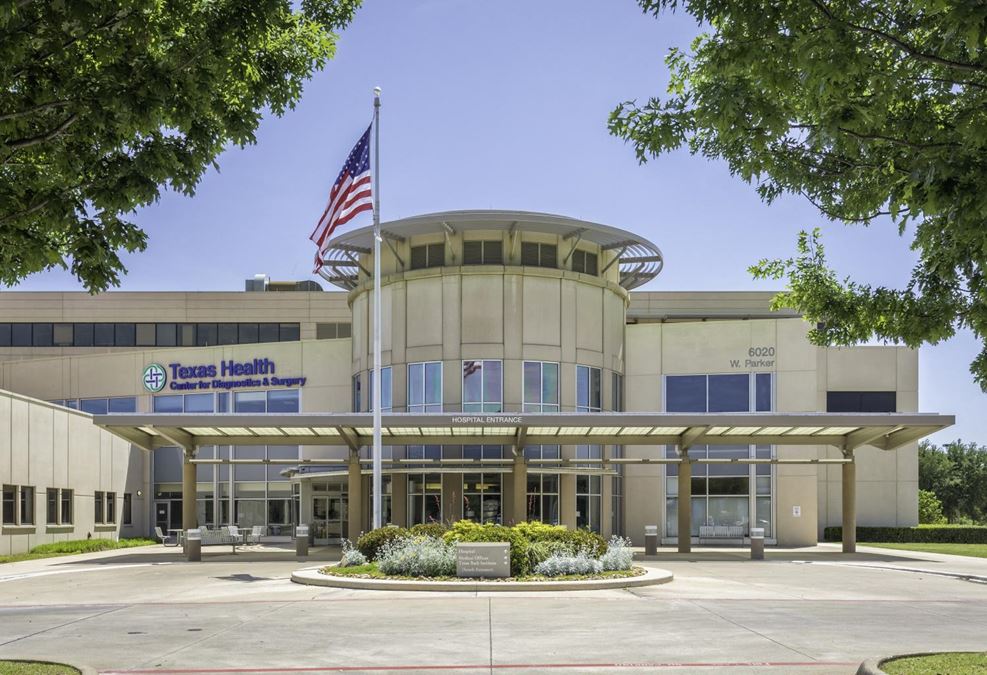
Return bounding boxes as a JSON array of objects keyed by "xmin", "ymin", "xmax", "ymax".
[{"xmin": 1, "ymin": 543, "xmax": 986, "ymax": 674}]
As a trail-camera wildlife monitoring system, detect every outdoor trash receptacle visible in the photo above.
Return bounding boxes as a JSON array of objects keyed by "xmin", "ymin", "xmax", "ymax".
[
  {"xmin": 296, "ymin": 524, "xmax": 309, "ymax": 559},
  {"xmin": 644, "ymin": 525, "xmax": 659, "ymax": 556},
  {"xmin": 750, "ymin": 527, "xmax": 764, "ymax": 560},
  {"xmin": 186, "ymin": 528, "xmax": 201, "ymax": 562}
]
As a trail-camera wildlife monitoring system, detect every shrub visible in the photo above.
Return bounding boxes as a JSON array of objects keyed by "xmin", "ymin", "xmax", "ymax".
[
  {"xmin": 356, "ymin": 525, "xmax": 409, "ymax": 561},
  {"xmin": 526, "ymin": 540, "xmax": 574, "ymax": 569},
  {"xmin": 533, "ymin": 549, "xmax": 603, "ymax": 577},
  {"xmin": 919, "ymin": 490, "xmax": 947, "ymax": 525},
  {"xmin": 511, "ymin": 521, "xmax": 608, "ymax": 557},
  {"xmin": 409, "ymin": 522, "xmax": 448, "ymax": 538},
  {"xmin": 339, "ymin": 539, "xmax": 367, "ymax": 568},
  {"xmin": 29, "ymin": 538, "xmax": 156, "ymax": 555},
  {"xmin": 599, "ymin": 536, "xmax": 634, "ymax": 571},
  {"xmin": 823, "ymin": 526, "xmax": 987, "ymax": 544},
  {"xmin": 377, "ymin": 535, "xmax": 456, "ymax": 577},
  {"xmin": 443, "ymin": 520, "xmax": 530, "ymax": 576},
  {"xmin": 564, "ymin": 528, "xmax": 608, "ymax": 557}
]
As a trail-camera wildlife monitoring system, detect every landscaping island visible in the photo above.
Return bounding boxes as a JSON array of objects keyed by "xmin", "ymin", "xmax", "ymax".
[
  {"xmin": 874, "ymin": 652, "xmax": 987, "ymax": 675},
  {"xmin": 292, "ymin": 520, "xmax": 674, "ymax": 592}
]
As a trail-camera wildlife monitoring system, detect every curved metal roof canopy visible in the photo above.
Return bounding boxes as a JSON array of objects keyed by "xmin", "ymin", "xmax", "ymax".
[
  {"xmin": 95, "ymin": 412, "xmax": 952, "ymax": 454},
  {"xmin": 316, "ymin": 210, "xmax": 664, "ymax": 291}
]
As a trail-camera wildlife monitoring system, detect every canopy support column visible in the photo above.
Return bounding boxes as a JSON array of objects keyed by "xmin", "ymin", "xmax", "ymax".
[
  {"xmin": 842, "ymin": 452, "xmax": 856, "ymax": 554},
  {"xmin": 511, "ymin": 454, "xmax": 527, "ymax": 525},
  {"xmin": 182, "ymin": 449, "xmax": 198, "ymax": 546},
  {"xmin": 677, "ymin": 453, "xmax": 692, "ymax": 554},
  {"xmin": 348, "ymin": 453, "xmax": 364, "ymax": 540}
]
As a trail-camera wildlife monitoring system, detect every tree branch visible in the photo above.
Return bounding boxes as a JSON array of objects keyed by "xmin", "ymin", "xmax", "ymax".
[
  {"xmin": 2, "ymin": 113, "xmax": 78, "ymax": 152},
  {"xmin": 808, "ymin": 0, "xmax": 987, "ymax": 75},
  {"xmin": 0, "ymin": 100, "xmax": 71, "ymax": 122},
  {"xmin": 791, "ymin": 123, "xmax": 958, "ymax": 149}
]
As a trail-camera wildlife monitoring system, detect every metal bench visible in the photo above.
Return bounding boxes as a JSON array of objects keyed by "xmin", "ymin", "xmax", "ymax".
[
  {"xmin": 199, "ymin": 526, "xmax": 242, "ymax": 553},
  {"xmin": 698, "ymin": 525, "xmax": 746, "ymax": 545}
]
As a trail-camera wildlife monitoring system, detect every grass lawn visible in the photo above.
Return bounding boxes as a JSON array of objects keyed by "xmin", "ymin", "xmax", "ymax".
[
  {"xmin": 0, "ymin": 538, "xmax": 157, "ymax": 565},
  {"xmin": 862, "ymin": 542, "xmax": 987, "ymax": 559},
  {"xmin": 882, "ymin": 652, "xmax": 987, "ymax": 674},
  {"xmin": 323, "ymin": 562, "xmax": 643, "ymax": 582},
  {"xmin": 0, "ymin": 660, "xmax": 80, "ymax": 674}
]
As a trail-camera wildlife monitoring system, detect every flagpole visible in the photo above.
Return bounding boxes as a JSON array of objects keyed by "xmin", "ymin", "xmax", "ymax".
[{"xmin": 371, "ymin": 86, "xmax": 383, "ymax": 531}]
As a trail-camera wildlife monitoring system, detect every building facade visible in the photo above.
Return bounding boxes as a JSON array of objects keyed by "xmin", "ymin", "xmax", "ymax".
[{"xmin": 0, "ymin": 211, "xmax": 928, "ymax": 554}]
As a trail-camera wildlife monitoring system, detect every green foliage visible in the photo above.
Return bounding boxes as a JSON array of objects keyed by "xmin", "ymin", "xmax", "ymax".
[
  {"xmin": 355, "ymin": 525, "xmax": 409, "ymax": 561},
  {"xmin": 442, "ymin": 520, "xmax": 531, "ymax": 576},
  {"xmin": 918, "ymin": 489, "xmax": 947, "ymax": 525},
  {"xmin": 511, "ymin": 520, "xmax": 608, "ymax": 557},
  {"xmin": 882, "ymin": 652, "xmax": 987, "ymax": 675},
  {"xmin": 0, "ymin": 0, "xmax": 360, "ymax": 291},
  {"xmin": 919, "ymin": 439, "xmax": 987, "ymax": 523},
  {"xmin": 824, "ymin": 526, "xmax": 987, "ymax": 544},
  {"xmin": 610, "ymin": 0, "xmax": 987, "ymax": 388},
  {"xmin": 525, "ymin": 539, "xmax": 573, "ymax": 569},
  {"xmin": 409, "ymin": 522, "xmax": 448, "ymax": 538},
  {"xmin": 0, "ymin": 660, "xmax": 80, "ymax": 675}
]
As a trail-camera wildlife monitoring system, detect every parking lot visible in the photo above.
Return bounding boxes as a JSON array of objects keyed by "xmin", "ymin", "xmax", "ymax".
[{"xmin": 1, "ymin": 544, "xmax": 986, "ymax": 674}]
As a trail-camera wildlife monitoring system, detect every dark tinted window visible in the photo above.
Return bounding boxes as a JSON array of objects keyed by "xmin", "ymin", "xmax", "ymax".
[
  {"xmin": 108, "ymin": 397, "xmax": 137, "ymax": 413},
  {"xmin": 238, "ymin": 323, "xmax": 258, "ymax": 343},
  {"xmin": 178, "ymin": 324, "xmax": 196, "ymax": 346},
  {"xmin": 521, "ymin": 242, "xmax": 557, "ymax": 268},
  {"xmin": 114, "ymin": 323, "xmax": 135, "ymax": 346},
  {"xmin": 33, "ymin": 323, "xmax": 53, "ymax": 346},
  {"xmin": 279, "ymin": 323, "xmax": 300, "ymax": 341},
  {"xmin": 136, "ymin": 323, "xmax": 155, "ymax": 346},
  {"xmin": 196, "ymin": 323, "xmax": 217, "ymax": 346},
  {"xmin": 258, "ymin": 323, "xmax": 280, "ymax": 343},
  {"xmin": 11, "ymin": 324, "xmax": 31, "ymax": 346},
  {"xmin": 572, "ymin": 250, "xmax": 598, "ymax": 275},
  {"xmin": 53, "ymin": 323, "xmax": 73, "ymax": 346},
  {"xmin": 94, "ymin": 324, "xmax": 114, "ymax": 346},
  {"xmin": 463, "ymin": 240, "xmax": 503, "ymax": 265},
  {"xmin": 708, "ymin": 374, "xmax": 750, "ymax": 412},
  {"xmin": 79, "ymin": 398, "xmax": 109, "ymax": 415},
  {"xmin": 826, "ymin": 391, "xmax": 896, "ymax": 413},
  {"xmin": 0, "ymin": 324, "xmax": 11, "ymax": 347},
  {"xmin": 217, "ymin": 323, "xmax": 237, "ymax": 345},
  {"xmin": 73, "ymin": 323, "xmax": 93, "ymax": 346},
  {"xmin": 410, "ymin": 243, "xmax": 445, "ymax": 270},
  {"xmin": 666, "ymin": 375, "xmax": 707, "ymax": 412},
  {"xmin": 755, "ymin": 373, "xmax": 772, "ymax": 411}
]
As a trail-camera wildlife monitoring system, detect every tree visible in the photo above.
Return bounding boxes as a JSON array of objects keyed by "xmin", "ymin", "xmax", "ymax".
[
  {"xmin": 918, "ymin": 439, "xmax": 987, "ymax": 523},
  {"xmin": 918, "ymin": 489, "xmax": 946, "ymax": 525},
  {"xmin": 0, "ymin": 0, "xmax": 359, "ymax": 292},
  {"xmin": 609, "ymin": 1, "xmax": 987, "ymax": 389}
]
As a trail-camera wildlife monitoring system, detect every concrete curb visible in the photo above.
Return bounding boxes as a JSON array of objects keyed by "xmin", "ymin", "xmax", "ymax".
[
  {"xmin": 291, "ymin": 565, "xmax": 673, "ymax": 592},
  {"xmin": 799, "ymin": 560, "xmax": 987, "ymax": 584}
]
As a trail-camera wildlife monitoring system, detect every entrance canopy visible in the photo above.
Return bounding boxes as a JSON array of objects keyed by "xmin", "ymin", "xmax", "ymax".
[{"xmin": 95, "ymin": 412, "xmax": 952, "ymax": 454}]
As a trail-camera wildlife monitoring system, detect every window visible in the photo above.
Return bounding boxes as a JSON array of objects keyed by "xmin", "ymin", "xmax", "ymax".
[
  {"xmin": 115, "ymin": 323, "xmax": 135, "ymax": 346},
  {"xmin": 108, "ymin": 397, "xmax": 137, "ymax": 413},
  {"xmin": 463, "ymin": 240, "xmax": 504, "ymax": 265},
  {"xmin": 408, "ymin": 473, "xmax": 443, "ymax": 524},
  {"xmin": 196, "ymin": 323, "xmax": 218, "ymax": 346},
  {"xmin": 11, "ymin": 323, "xmax": 32, "ymax": 346},
  {"xmin": 267, "ymin": 389, "xmax": 300, "ymax": 413},
  {"xmin": 0, "ymin": 324, "xmax": 10, "ymax": 346},
  {"xmin": 94, "ymin": 323, "xmax": 115, "ymax": 346},
  {"xmin": 576, "ymin": 365, "xmax": 602, "ymax": 412},
  {"xmin": 410, "ymin": 243, "xmax": 445, "ymax": 270},
  {"xmin": 47, "ymin": 488, "xmax": 59, "ymax": 524},
  {"xmin": 74, "ymin": 323, "xmax": 94, "ymax": 346},
  {"xmin": 2, "ymin": 485, "xmax": 15, "ymax": 524},
  {"xmin": 521, "ymin": 241, "xmax": 557, "ymax": 268},
  {"xmin": 524, "ymin": 447, "xmax": 561, "ymax": 525},
  {"xmin": 352, "ymin": 374, "xmax": 362, "ymax": 412},
  {"xmin": 613, "ymin": 372, "xmax": 624, "ymax": 412},
  {"xmin": 826, "ymin": 391, "xmax": 896, "ymax": 413},
  {"xmin": 258, "ymin": 323, "xmax": 279, "ymax": 343},
  {"xmin": 664, "ymin": 373, "xmax": 775, "ymax": 539},
  {"xmin": 217, "ymin": 323, "xmax": 237, "ymax": 345},
  {"xmin": 408, "ymin": 362, "xmax": 442, "ymax": 412},
  {"xmin": 237, "ymin": 323, "xmax": 258, "ymax": 344},
  {"xmin": 576, "ymin": 475, "xmax": 601, "ymax": 532},
  {"xmin": 279, "ymin": 323, "xmax": 300, "ymax": 341},
  {"xmin": 316, "ymin": 322, "xmax": 352, "ymax": 339},
  {"xmin": 19, "ymin": 486, "xmax": 34, "ymax": 524},
  {"xmin": 95, "ymin": 491, "xmax": 105, "ymax": 524},
  {"xmin": 369, "ymin": 366, "xmax": 392, "ymax": 411},
  {"xmin": 179, "ymin": 323, "xmax": 196, "ymax": 346},
  {"xmin": 571, "ymin": 250, "xmax": 598, "ymax": 275},
  {"xmin": 123, "ymin": 493, "xmax": 132, "ymax": 526},
  {"xmin": 53, "ymin": 323, "xmax": 73, "ymax": 346},
  {"xmin": 61, "ymin": 489, "xmax": 73, "ymax": 524},
  {"xmin": 463, "ymin": 360, "xmax": 502, "ymax": 412},
  {"xmin": 523, "ymin": 361, "xmax": 559, "ymax": 412},
  {"xmin": 234, "ymin": 391, "xmax": 266, "ymax": 413},
  {"xmin": 154, "ymin": 395, "xmax": 184, "ymax": 413},
  {"xmin": 156, "ymin": 323, "xmax": 178, "ymax": 347},
  {"xmin": 136, "ymin": 323, "xmax": 155, "ymax": 346},
  {"xmin": 79, "ymin": 398, "xmax": 109, "ymax": 415},
  {"xmin": 32, "ymin": 323, "xmax": 53, "ymax": 346},
  {"xmin": 464, "ymin": 473, "xmax": 502, "ymax": 524}
]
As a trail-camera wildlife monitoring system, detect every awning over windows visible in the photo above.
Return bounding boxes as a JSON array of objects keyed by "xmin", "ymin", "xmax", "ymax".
[{"xmin": 93, "ymin": 412, "xmax": 952, "ymax": 454}]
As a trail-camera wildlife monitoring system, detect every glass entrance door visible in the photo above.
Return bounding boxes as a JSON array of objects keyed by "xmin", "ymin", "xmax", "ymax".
[
  {"xmin": 155, "ymin": 501, "xmax": 180, "ymax": 531},
  {"xmin": 312, "ymin": 496, "xmax": 347, "ymax": 544}
]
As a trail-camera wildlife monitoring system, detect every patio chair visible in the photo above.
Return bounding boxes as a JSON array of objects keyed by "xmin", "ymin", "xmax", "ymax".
[
  {"xmin": 249, "ymin": 525, "xmax": 264, "ymax": 544},
  {"xmin": 227, "ymin": 525, "xmax": 243, "ymax": 545},
  {"xmin": 155, "ymin": 526, "xmax": 178, "ymax": 547}
]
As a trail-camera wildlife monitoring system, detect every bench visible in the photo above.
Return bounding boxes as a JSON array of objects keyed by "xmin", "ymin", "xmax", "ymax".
[
  {"xmin": 199, "ymin": 526, "xmax": 244, "ymax": 553},
  {"xmin": 698, "ymin": 525, "xmax": 746, "ymax": 545}
]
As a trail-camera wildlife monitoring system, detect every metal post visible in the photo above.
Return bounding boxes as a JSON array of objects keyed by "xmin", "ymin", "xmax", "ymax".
[
  {"xmin": 677, "ymin": 455, "xmax": 692, "ymax": 554},
  {"xmin": 371, "ymin": 86, "xmax": 383, "ymax": 531},
  {"xmin": 182, "ymin": 451, "xmax": 197, "ymax": 551},
  {"xmin": 842, "ymin": 454, "xmax": 856, "ymax": 554}
]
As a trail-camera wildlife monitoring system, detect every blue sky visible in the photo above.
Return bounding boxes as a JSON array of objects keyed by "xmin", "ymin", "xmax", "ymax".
[{"xmin": 9, "ymin": 0, "xmax": 984, "ymax": 445}]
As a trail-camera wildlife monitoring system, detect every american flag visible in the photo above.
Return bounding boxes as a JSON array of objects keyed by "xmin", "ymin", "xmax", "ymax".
[{"xmin": 310, "ymin": 124, "xmax": 374, "ymax": 258}]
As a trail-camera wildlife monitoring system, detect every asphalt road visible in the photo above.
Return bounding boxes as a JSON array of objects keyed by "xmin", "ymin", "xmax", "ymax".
[{"xmin": 1, "ymin": 544, "xmax": 986, "ymax": 674}]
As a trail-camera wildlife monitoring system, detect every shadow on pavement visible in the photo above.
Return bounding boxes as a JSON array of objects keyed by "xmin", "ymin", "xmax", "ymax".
[
  {"xmin": 50, "ymin": 545, "xmax": 343, "ymax": 567},
  {"xmin": 635, "ymin": 548, "xmax": 934, "ymax": 563}
]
